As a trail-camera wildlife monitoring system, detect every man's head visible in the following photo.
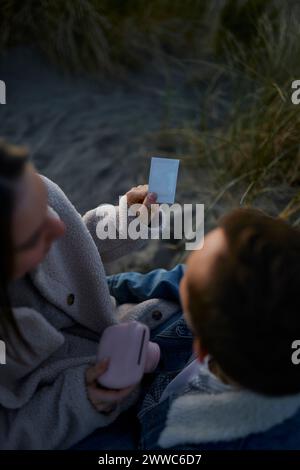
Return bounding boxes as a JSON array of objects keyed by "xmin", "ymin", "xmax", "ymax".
[{"xmin": 180, "ymin": 208, "xmax": 300, "ymax": 396}]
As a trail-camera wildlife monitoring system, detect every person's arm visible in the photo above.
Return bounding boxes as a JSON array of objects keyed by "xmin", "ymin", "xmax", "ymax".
[
  {"xmin": 0, "ymin": 362, "xmax": 139, "ymax": 450},
  {"xmin": 40, "ymin": 175, "xmax": 160, "ymax": 264},
  {"xmin": 107, "ymin": 264, "xmax": 185, "ymax": 304},
  {"xmin": 83, "ymin": 185, "xmax": 160, "ymax": 263}
]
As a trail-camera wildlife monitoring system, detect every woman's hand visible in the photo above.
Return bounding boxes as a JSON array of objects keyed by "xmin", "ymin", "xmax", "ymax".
[
  {"xmin": 125, "ymin": 184, "xmax": 158, "ymax": 224},
  {"xmin": 85, "ymin": 359, "xmax": 136, "ymax": 414}
]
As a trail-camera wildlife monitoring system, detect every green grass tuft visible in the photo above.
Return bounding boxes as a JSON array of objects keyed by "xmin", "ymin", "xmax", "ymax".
[{"xmin": 0, "ymin": 0, "xmax": 299, "ymax": 223}]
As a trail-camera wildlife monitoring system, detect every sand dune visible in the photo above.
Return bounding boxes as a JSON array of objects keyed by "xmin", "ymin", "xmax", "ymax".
[{"xmin": 0, "ymin": 47, "xmax": 219, "ymax": 274}]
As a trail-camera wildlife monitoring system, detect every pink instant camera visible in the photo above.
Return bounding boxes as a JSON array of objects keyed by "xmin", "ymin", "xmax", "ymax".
[{"xmin": 97, "ymin": 321, "xmax": 160, "ymax": 389}]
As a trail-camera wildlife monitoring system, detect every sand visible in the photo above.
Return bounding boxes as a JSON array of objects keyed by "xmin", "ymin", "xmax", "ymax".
[
  {"xmin": 0, "ymin": 47, "xmax": 219, "ymax": 274},
  {"xmin": 1, "ymin": 47, "xmax": 295, "ymax": 274}
]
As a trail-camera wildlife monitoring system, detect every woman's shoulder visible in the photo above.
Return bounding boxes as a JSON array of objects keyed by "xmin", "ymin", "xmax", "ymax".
[
  {"xmin": 40, "ymin": 175, "xmax": 68, "ymax": 203},
  {"xmin": 39, "ymin": 174, "xmax": 80, "ymax": 219}
]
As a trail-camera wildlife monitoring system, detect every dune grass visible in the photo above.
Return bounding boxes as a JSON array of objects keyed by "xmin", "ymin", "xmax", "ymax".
[
  {"xmin": 0, "ymin": 0, "xmax": 208, "ymax": 73},
  {"xmin": 0, "ymin": 0, "xmax": 299, "ymax": 223},
  {"xmin": 0, "ymin": 0, "xmax": 277, "ymax": 73},
  {"xmin": 153, "ymin": 2, "xmax": 300, "ymax": 224},
  {"xmin": 212, "ymin": 7, "xmax": 300, "ymax": 222}
]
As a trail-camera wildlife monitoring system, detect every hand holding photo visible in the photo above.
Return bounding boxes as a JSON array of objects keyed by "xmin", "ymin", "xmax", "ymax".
[{"xmin": 148, "ymin": 157, "xmax": 180, "ymax": 203}]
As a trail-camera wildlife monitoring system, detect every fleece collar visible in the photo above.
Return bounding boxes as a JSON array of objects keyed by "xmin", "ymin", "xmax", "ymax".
[{"xmin": 159, "ymin": 388, "xmax": 300, "ymax": 448}]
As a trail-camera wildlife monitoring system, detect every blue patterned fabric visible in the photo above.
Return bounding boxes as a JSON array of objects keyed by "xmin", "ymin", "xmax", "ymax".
[{"xmin": 74, "ymin": 265, "xmax": 300, "ymax": 450}]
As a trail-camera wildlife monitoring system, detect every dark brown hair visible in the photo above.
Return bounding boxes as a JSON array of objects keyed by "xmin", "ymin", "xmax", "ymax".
[
  {"xmin": 188, "ymin": 208, "xmax": 300, "ymax": 396},
  {"xmin": 0, "ymin": 139, "xmax": 29, "ymax": 351}
]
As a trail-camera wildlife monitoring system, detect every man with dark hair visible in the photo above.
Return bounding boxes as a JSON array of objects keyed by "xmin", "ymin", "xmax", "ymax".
[
  {"xmin": 186, "ymin": 208, "xmax": 300, "ymax": 396},
  {"xmin": 135, "ymin": 208, "xmax": 300, "ymax": 449}
]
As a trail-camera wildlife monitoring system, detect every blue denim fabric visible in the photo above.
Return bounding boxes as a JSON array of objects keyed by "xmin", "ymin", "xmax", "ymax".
[
  {"xmin": 106, "ymin": 264, "xmax": 185, "ymax": 306},
  {"xmin": 137, "ymin": 322, "xmax": 300, "ymax": 450},
  {"xmin": 72, "ymin": 265, "xmax": 190, "ymax": 450},
  {"xmin": 138, "ymin": 400, "xmax": 300, "ymax": 450},
  {"xmin": 108, "ymin": 264, "xmax": 194, "ymax": 448},
  {"xmin": 136, "ymin": 313, "xmax": 194, "ymax": 426},
  {"xmin": 107, "ymin": 263, "xmax": 194, "ymax": 410},
  {"xmin": 73, "ymin": 265, "xmax": 300, "ymax": 450}
]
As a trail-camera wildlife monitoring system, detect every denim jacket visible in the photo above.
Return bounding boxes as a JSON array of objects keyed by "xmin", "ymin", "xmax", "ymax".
[{"xmin": 108, "ymin": 265, "xmax": 300, "ymax": 451}]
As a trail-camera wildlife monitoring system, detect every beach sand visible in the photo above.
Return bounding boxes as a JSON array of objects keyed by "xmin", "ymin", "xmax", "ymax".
[
  {"xmin": 0, "ymin": 47, "xmax": 295, "ymax": 274},
  {"xmin": 0, "ymin": 47, "xmax": 218, "ymax": 274}
]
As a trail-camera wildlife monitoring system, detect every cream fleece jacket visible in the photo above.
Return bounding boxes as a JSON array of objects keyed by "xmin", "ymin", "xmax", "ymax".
[{"xmin": 0, "ymin": 176, "xmax": 179, "ymax": 449}]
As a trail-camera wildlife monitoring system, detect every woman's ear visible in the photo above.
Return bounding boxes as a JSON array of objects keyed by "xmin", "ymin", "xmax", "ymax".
[{"xmin": 193, "ymin": 338, "xmax": 208, "ymax": 362}]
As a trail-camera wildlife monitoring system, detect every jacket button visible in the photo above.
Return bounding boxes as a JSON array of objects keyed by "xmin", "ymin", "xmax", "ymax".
[
  {"xmin": 67, "ymin": 294, "xmax": 75, "ymax": 306},
  {"xmin": 152, "ymin": 310, "xmax": 162, "ymax": 321}
]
